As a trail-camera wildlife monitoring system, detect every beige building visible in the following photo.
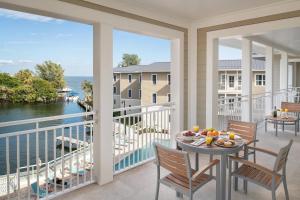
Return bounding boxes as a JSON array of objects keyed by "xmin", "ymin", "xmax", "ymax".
[
  {"xmin": 114, "ymin": 59, "xmax": 269, "ymax": 109},
  {"xmin": 218, "ymin": 59, "xmax": 266, "ymax": 101},
  {"xmin": 113, "ymin": 62, "xmax": 171, "ymax": 109}
]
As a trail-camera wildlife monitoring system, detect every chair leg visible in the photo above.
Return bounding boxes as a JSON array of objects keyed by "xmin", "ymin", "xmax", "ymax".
[
  {"xmin": 155, "ymin": 180, "xmax": 160, "ymax": 200},
  {"xmin": 272, "ymin": 190, "xmax": 276, "ymax": 200},
  {"xmin": 283, "ymin": 176, "xmax": 289, "ymax": 200}
]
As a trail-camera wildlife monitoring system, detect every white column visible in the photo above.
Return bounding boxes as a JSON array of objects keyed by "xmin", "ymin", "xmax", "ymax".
[
  {"xmin": 241, "ymin": 38, "xmax": 252, "ymax": 122},
  {"xmin": 93, "ymin": 23, "xmax": 113, "ymax": 185},
  {"xmin": 280, "ymin": 52, "xmax": 288, "ymax": 90},
  {"xmin": 170, "ymin": 36, "xmax": 184, "ymax": 147},
  {"xmin": 265, "ymin": 46, "xmax": 273, "ymax": 115},
  {"xmin": 206, "ymin": 38, "xmax": 219, "ymax": 128},
  {"xmin": 188, "ymin": 26, "xmax": 197, "ymax": 128}
]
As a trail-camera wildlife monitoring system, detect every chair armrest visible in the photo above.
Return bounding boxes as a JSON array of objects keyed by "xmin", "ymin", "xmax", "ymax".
[
  {"xmin": 247, "ymin": 146, "xmax": 278, "ymax": 157},
  {"xmin": 229, "ymin": 156, "xmax": 275, "ymax": 176},
  {"xmin": 192, "ymin": 159, "xmax": 219, "ymax": 181}
]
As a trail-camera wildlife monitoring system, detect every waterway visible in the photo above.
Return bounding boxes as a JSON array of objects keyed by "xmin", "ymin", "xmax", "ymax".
[{"xmin": 0, "ymin": 76, "xmax": 93, "ymax": 175}]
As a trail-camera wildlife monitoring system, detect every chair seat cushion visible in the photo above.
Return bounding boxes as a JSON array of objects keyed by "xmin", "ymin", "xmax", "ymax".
[
  {"xmin": 161, "ymin": 172, "xmax": 212, "ymax": 192},
  {"xmin": 232, "ymin": 164, "xmax": 281, "ymax": 189}
]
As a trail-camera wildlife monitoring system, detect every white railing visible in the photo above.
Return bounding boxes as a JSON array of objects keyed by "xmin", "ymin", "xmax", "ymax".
[
  {"xmin": 0, "ymin": 112, "xmax": 95, "ymax": 200},
  {"xmin": 112, "ymin": 102, "xmax": 173, "ymax": 174},
  {"xmin": 217, "ymin": 87, "xmax": 300, "ymax": 130}
]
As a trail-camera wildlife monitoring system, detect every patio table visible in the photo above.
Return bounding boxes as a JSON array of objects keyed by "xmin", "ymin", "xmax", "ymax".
[
  {"xmin": 265, "ymin": 116, "xmax": 298, "ymax": 136},
  {"xmin": 176, "ymin": 133, "xmax": 245, "ymax": 200}
]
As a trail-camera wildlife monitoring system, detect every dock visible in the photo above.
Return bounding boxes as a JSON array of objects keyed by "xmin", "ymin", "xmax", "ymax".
[
  {"xmin": 56, "ymin": 136, "xmax": 89, "ymax": 149},
  {"xmin": 77, "ymin": 98, "xmax": 92, "ymax": 111}
]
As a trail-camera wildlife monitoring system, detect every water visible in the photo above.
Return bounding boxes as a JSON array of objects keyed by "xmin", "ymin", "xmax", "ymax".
[{"xmin": 0, "ymin": 76, "xmax": 93, "ymax": 175}]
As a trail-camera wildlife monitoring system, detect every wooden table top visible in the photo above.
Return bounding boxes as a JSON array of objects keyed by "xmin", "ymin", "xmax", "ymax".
[
  {"xmin": 265, "ymin": 115, "xmax": 297, "ymax": 122},
  {"xmin": 176, "ymin": 133, "xmax": 245, "ymax": 155}
]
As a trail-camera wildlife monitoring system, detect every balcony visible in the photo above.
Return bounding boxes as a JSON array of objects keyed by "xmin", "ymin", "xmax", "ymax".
[{"xmin": 55, "ymin": 126, "xmax": 300, "ymax": 200}]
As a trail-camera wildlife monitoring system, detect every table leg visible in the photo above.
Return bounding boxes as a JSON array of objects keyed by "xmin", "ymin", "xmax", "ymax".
[
  {"xmin": 265, "ymin": 119, "xmax": 267, "ymax": 132},
  {"xmin": 276, "ymin": 121, "xmax": 278, "ymax": 136},
  {"xmin": 195, "ymin": 153, "xmax": 199, "ymax": 171},
  {"xmin": 282, "ymin": 121, "xmax": 285, "ymax": 132},
  {"xmin": 295, "ymin": 121, "xmax": 297, "ymax": 136},
  {"xmin": 234, "ymin": 152, "xmax": 238, "ymax": 191},
  {"xmin": 220, "ymin": 155, "xmax": 227, "ymax": 200}
]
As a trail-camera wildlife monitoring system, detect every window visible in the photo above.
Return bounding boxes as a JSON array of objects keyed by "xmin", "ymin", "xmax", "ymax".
[
  {"xmin": 128, "ymin": 89, "xmax": 132, "ymax": 98},
  {"xmin": 255, "ymin": 74, "xmax": 265, "ymax": 86},
  {"xmin": 113, "ymin": 99, "xmax": 116, "ymax": 105},
  {"xmin": 238, "ymin": 75, "xmax": 242, "ymax": 90},
  {"xmin": 113, "ymin": 75, "xmax": 117, "ymax": 82},
  {"xmin": 152, "ymin": 74, "xmax": 157, "ymax": 85},
  {"xmin": 168, "ymin": 93, "xmax": 171, "ymax": 102},
  {"xmin": 228, "ymin": 75, "xmax": 235, "ymax": 88},
  {"xmin": 167, "ymin": 74, "xmax": 171, "ymax": 85},
  {"xmin": 128, "ymin": 74, "xmax": 132, "ymax": 83},
  {"xmin": 139, "ymin": 89, "xmax": 141, "ymax": 98},
  {"xmin": 219, "ymin": 74, "xmax": 226, "ymax": 89},
  {"xmin": 113, "ymin": 86, "xmax": 117, "ymax": 94},
  {"xmin": 152, "ymin": 93, "xmax": 157, "ymax": 104}
]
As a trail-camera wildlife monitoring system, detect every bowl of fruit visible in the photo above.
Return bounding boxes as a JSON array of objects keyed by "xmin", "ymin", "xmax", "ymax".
[
  {"xmin": 201, "ymin": 128, "xmax": 219, "ymax": 140},
  {"xmin": 181, "ymin": 130, "xmax": 196, "ymax": 141}
]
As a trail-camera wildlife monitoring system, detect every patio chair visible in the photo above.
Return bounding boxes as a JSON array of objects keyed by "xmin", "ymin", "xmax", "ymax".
[
  {"xmin": 31, "ymin": 182, "xmax": 47, "ymax": 199},
  {"xmin": 227, "ymin": 120, "xmax": 258, "ymax": 162},
  {"xmin": 228, "ymin": 140, "xmax": 293, "ymax": 200},
  {"xmin": 153, "ymin": 143, "xmax": 220, "ymax": 200}
]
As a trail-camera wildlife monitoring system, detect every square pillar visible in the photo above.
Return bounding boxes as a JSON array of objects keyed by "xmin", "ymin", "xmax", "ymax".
[
  {"xmin": 280, "ymin": 52, "xmax": 288, "ymax": 90},
  {"xmin": 241, "ymin": 38, "xmax": 252, "ymax": 122},
  {"xmin": 93, "ymin": 23, "xmax": 114, "ymax": 185},
  {"xmin": 265, "ymin": 46, "xmax": 273, "ymax": 115},
  {"xmin": 171, "ymin": 37, "xmax": 184, "ymax": 147},
  {"xmin": 206, "ymin": 38, "xmax": 219, "ymax": 128}
]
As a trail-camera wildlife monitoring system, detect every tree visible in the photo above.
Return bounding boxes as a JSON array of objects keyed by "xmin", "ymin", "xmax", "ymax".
[
  {"xmin": 11, "ymin": 85, "xmax": 37, "ymax": 103},
  {"xmin": 15, "ymin": 69, "xmax": 34, "ymax": 85},
  {"xmin": 0, "ymin": 73, "xmax": 20, "ymax": 88},
  {"xmin": 118, "ymin": 54, "xmax": 141, "ymax": 67},
  {"xmin": 35, "ymin": 61, "xmax": 65, "ymax": 89},
  {"xmin": 32, "ymin": 78, "xmax": 58, "ymax": 103},
  {"xmin": 81, "ymin": 80, "xmax": 93, "ymax": 102}
]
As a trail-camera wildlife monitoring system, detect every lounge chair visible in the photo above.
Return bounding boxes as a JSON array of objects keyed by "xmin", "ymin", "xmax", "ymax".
[{"xmin": 31, "ymin": 182, "xmax": 47, "ymax": 198}]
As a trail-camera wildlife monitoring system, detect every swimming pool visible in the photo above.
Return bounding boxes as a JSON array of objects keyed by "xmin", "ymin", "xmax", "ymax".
[{"xmin": 114, "ymin": 140, "xmax": 170, "ymax": 172}]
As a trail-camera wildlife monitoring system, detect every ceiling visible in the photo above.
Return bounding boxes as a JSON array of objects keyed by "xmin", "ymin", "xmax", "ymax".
[
  {"xmin": 87, "ymin": 0, "xmax": 286, "ymax": 21},
  {"xmin": 220, "ymin": 26, "xmax": 300, "ymax": 57}
]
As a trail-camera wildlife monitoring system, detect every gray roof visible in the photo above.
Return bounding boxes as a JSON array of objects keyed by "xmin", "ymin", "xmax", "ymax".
[
  {"xmin": 113, "ymin": 59, "xmax": 265, "ymax": 73},
  {"xmin": 218, "ymin": 59, "xmax": 265, "ymax": 70},
  {"xmin": 113, "ymin": 62, "xmax": 170, "ymax": 73}
]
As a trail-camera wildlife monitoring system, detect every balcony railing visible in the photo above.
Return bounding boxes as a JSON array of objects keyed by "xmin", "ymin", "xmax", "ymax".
[
  {"xmin": 218, "ymin": 87, "xmax": 300, "ymax": 130},
  {"xmin": 112, "ymin": 102, "xmax": 173, "ymax": 174},
  {"xmin": 0, "ymin": 112, "xmax": 95, "ymax": 199}
]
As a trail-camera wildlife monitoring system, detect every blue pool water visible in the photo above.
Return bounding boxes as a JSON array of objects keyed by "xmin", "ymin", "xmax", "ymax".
[{"xmin": 114, "ymin": 140, "xmax": 170, "ymax": 172}]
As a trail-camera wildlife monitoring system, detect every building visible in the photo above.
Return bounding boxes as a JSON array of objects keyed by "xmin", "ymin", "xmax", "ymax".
[
  {"xmin": 113, "ymin": 62, "xmax": 171, "ymax": 110},
  {"xmin": 218, "ymin": 59, "xmax": 266, "ymax": 100},
  {"xmin": 113, "ymin": 59, "xmax": 267, "ymax": 109}
]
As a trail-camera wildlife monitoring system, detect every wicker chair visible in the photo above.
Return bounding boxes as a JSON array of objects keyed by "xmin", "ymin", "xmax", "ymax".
[
  {"xmin": 228, "ymin": 140, "xmax": 293, "ymax": 200},
  {"xmin": 153, "ymin": 143, "xmax": 220, "ymax": 200}
]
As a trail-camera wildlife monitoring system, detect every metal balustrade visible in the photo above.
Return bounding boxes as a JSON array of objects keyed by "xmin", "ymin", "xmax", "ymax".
[
  {"xmin": 218, "ymin": 87, "xmax": 300, "ymax": 130},
  {"xmin": 112, "ymin": 102, "xmax": 173, "ymax": 174},
  {"xmin": 0, "ymin": 112, "xmax": 95, "ymax": 200}
]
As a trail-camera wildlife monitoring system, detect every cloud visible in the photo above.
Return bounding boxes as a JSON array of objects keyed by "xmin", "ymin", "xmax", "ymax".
[
  {"xmin": 18, "ymin": 60, "xmax": 33, "ymax": 64},
  {"xmin": 55, "ymin": 33, "xmax": 73, "ymax": 38},
  {"xmin": 6, "ymin": 41, "xmax": 39, "ymax": 45},
  {"xmin": 0, "ymin": 60, "xmax": 13, "ymax": 65},
  {"xmin": 0, "ymin": 8, "xmax": 64, "ymax": 23}
]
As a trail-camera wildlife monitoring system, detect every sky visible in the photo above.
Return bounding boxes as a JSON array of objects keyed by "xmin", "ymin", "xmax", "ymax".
[{"xmin": 0, "ymin": 8, "xmax": 241, "ymax": 76}]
